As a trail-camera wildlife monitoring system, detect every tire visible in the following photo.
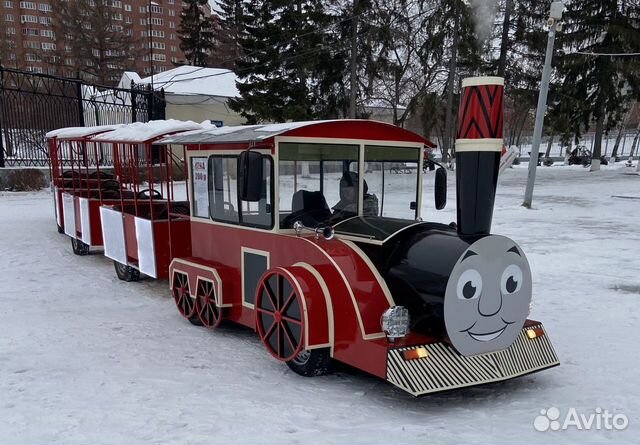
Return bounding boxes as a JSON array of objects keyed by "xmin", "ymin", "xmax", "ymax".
[
  {"xmin": 114, "ymin": 261, "xmax": 140, "ymax": 282},
  {"xmin": 71, "ymin": 238, "xmax": 89, "ymax": 256},
  {"xmin": 286, "ymin": 348, "xmax": 332, "ymax": 377}
]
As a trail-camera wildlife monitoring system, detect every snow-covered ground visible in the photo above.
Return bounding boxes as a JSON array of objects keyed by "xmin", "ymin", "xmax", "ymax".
[{"xmin": 1, "ymin": 163, "xmax": 639, "ymax": 444}]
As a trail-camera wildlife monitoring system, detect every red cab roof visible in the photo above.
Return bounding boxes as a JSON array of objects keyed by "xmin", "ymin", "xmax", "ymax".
[{"xmin": 159, "ymin": 119, "xmax": 436, "ymax": 148}]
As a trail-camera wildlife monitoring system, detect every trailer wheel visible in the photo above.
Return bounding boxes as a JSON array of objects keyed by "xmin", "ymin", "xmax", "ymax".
[
  {"xmin": 114, "ymin": 261, "xmax": 140, "ymax": 282},
  {"xmin": 71, "ymin": 238, "xmax": 89, "ymax": 255},
  {"xmin": 195, "ymin": 279, "xmax": 221, "ymax": 328},
  {"xmin": 286, "ymin": 348, "xmax": 332, "ymax": 377},
  {"xmin": 172, "ymin": 271, "xmax": 201, "ymax": 326},
  {"xmin": 255, "ymin": 270, "xmax": 304, "ymax": 362}
]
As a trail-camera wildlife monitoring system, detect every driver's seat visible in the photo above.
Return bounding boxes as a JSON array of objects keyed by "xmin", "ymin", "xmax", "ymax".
[{"xmin": 285, "ymin": 190, "xmax": 331, "ymax": 227}]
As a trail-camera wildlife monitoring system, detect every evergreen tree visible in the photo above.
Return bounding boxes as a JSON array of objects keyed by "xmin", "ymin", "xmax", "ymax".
[
  {"xmin": 229, "ymin": 0, "xmax": 347, "ymax": 123},
  {"xmin": 502, "ymin": 0, "xmax": 554, "ymax": 146},
  {"xmin": 216, "ymin": 0, "xmax": 245, "ymax": 69},
  {"xmin": 397, "ymin": 0, "xmax": 480, "ymax": 154},
  {"xmin": 556, "ymin": 0, "xmax": 640, "ymax": 170},
  {"xmin": 178, "ymin": 0, "xmax": 216, "ymax": 67}
]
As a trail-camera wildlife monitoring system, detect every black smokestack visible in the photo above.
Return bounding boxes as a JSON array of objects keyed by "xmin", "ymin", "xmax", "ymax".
[{"xmin": 455, "ymin": 76, "xmax": 504, "ymax": 237}]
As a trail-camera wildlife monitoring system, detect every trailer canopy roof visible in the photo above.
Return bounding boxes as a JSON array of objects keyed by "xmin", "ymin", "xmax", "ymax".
[{"xmin": 158, "ymin": 119, "xmax": 435, "ymax": 147}]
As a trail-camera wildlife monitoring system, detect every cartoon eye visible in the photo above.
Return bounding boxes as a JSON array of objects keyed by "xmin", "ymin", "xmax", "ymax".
[
  {"xmin": 501, "ymin": 264, "xmax": 523, "ymax": 294},
  {"xmin": 457, "ymin": 269, "xmax": 482, "ymax": 300}
]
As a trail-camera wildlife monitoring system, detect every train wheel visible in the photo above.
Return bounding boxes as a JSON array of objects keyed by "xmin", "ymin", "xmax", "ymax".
[
  {"xmin": 114, "ymin": 261, "xmax": 140, "ymax": 282},
  {"xmin": 172, "ymin": 271, "xmax": 201, "ymax": 326},
  {"xmin": 255, "ymin": 270, "xmax": 304, "ymax": 362},
  {"xmin": 286, "ymin": 348, "xmax": 332, "ymax": 377},
  {"xmin": 195, "ymin": 279, "xmax": 221, "ymax": 328},
  {"xmin": 71, "ymin": 237, "xmax": 89, "ymax": 256}
]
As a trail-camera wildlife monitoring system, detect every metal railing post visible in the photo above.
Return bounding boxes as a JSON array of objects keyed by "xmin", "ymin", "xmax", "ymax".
[
  {"xmin": 0, "ymin": 66, "xmax": 6, "ymax": 168},
  {"xmin": 131, "ymin": 80, "xmax": 137, "ymax": 123}
]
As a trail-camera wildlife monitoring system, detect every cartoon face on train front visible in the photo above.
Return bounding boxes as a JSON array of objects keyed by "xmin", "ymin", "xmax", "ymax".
[{"xmin": 444, "ymin": 235, "xmax": 533, "ymax": 356}]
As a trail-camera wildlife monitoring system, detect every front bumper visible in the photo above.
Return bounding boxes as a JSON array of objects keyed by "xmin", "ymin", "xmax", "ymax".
[{"xmin": 386, "ymin": 323, "xmax": 559, "ymax": 396}]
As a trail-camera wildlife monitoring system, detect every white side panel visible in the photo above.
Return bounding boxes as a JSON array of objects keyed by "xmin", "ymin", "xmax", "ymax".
[
  {"xmin": 135, "ymin": 217, "xmax": 156, "ymax": 278},
  {"xmin": 62, "ymin": 193, "xmax": 76, "ymax": 237},
  {"xmin": 54, "ymin": 187, "xmax": 62, "ymax": 227},
  {"xmin": 79, "ymin": 197, "xmax": 92, "ymax": 245},
  {"xmin": 100, "ymin": 207, "xmax": 127, "ymax": 264},
  {"xmin": 499, "ymin": 146, "xmax": 518, "ymax": 174}
]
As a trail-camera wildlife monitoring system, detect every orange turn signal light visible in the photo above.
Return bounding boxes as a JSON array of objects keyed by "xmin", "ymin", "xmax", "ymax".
[
  {"xmin": 526, "ymin": 328, "xmax": 545, "ymax": 339},
  {"xmin": 402, "ymin": 347, "xmax": 429, "ymax": 361}
]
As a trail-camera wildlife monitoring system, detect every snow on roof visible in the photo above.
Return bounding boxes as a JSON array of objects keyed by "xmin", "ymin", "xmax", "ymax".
[
  {"xmin": 46, "ymin": 124, "xmax": 125, "ymax": 139},
  {"xmin": 158, "ymin": 120, "xmax": 344, "ymax": 145},
  {"xmin": 92, "ymin": 119, "xmax": 204, "ymax": 143},
  {"xmin": 123, "ymin": 71, "xmax": 142, "ymax": 83},
  {"xmin": 116, "ymin": 71, "xmax": 143, "ymax": 89},
  {"xmin": 254, "ymin": 120, "xmax": 341, "ymax": 133},
  {"xmin": 136, "ymin": 65, "xmax": 239, "ymax": 98}
]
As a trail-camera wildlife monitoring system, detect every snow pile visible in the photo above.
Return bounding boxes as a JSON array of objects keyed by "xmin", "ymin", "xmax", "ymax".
[
  {"xmin": 92, "ymin": 120, "xmax": 204, "ymax": 143},
  {"xmin": 254, "ymin": 120, "xmax": 339, "ymax": 134},
  {"xmin": 46, "ymin": 124, "xmax": 125, "ymax": 140},
  {"xmin": 136, "ymin": 65, "xmax": 240, "ymax": 98}
]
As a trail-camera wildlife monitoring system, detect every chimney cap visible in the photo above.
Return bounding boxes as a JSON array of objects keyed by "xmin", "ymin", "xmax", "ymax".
[{"xmin": 461, "ymin": 76, "xmax": 504, "ymax": 88}]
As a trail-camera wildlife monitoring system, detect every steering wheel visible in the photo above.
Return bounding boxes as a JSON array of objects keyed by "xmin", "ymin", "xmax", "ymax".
[{"xmin": 137, "ymin": 188, "xmax": 162, "ymax": 199}]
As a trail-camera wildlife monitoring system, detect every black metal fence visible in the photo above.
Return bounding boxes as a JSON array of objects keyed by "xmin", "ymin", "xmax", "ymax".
[{"xmin": 0, "ymin": 66, "xmax": 165, "ymax": 167}]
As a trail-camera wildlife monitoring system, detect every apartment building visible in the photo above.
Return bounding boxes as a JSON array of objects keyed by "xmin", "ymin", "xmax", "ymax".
[{"xmin": 0, "ymin": 0, "xmax": 212, "ymax": 82}]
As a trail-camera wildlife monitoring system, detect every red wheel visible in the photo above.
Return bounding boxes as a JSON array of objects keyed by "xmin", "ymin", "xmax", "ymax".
[
  {"xmin": 195, "ymin": 279, "xmax": 222, "ymax": 328},
  {"xmin": 172, "ymin": 271, "xmax": 201, "ymax": 325},
  {"xmin": 255, "ymin": 269, "xmax": 305, "ymax": 362}
]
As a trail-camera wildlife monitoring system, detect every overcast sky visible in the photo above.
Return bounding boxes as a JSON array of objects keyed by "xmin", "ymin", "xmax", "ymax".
[{"xmin": 208, "ymin": 0, "xmax": 220, "ymax": 14}]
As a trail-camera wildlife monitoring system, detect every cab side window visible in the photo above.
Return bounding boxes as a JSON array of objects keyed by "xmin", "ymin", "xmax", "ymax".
[
  {"xmin": 208, "ymin": 155, "xmax": 273, "ymax": 229},
  {"xmin": 209, "ymin": 156, "xmax": 239, "ymax": 224},
  {"xmin": 240, "ymin": 157, "xmax": 273, "ymax": 228}
]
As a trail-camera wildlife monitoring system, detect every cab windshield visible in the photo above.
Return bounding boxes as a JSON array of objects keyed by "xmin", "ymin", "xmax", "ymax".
[
  {"xmin": 278, "ymin": 142, "xmax": 421, "ymax": 229},
  {"xmin": 363, "ymin": 145, "xmax": 420, "ymax": 220},
  {"xmin": 279, "ymin": 142, "xmax": 359, "ymax": 228}
]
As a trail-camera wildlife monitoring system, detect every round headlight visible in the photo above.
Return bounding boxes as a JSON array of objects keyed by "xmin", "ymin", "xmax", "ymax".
[{"xmin": 381, "ymin": 306, "xmax": 410, "ymax": 340}]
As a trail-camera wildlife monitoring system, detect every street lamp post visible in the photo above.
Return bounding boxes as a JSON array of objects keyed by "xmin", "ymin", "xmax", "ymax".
[{"xmin": 523, "ymin": 1, "xmax": 564, "ymax": 208}]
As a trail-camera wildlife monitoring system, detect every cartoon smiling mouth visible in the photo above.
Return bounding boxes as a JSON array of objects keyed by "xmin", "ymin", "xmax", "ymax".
[
  {"xmin": 467, "ymin": 325, "xmax": 507, "ymax": 342},
  {"xmin": 460, "ymin": 319, "xmax": 514, "ymax": 342}
]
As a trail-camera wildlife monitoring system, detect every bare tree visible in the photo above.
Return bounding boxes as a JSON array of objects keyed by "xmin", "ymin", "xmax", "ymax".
[
  {"xmin": 610, "ymin": 109, "xmax": 632, "ymax": 161},
  {"xmin": 627, "ymin": 120, "xmax": 640, "ymax": 162},
  {"xmin": 362, "ymin": 0, "xmax": 447, "ymax": 128},
  {"xmin": 48, "ymin": 0, "xmax": 139, "ymax": 85},
  {"xmin": 0, "ymin": 33, "xmax": 18, "ymax": 68}
]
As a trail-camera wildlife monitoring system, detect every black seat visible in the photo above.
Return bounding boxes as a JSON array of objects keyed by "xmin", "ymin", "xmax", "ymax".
[{"xmin": 284, "ymin": 190, "xmax": 331, "ymax": 228}]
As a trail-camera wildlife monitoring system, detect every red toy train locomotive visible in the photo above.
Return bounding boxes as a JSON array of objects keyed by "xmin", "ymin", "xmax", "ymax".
[{"xmin": 48, "ymin": 77, "xmax": 558, "ymax": 396}]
